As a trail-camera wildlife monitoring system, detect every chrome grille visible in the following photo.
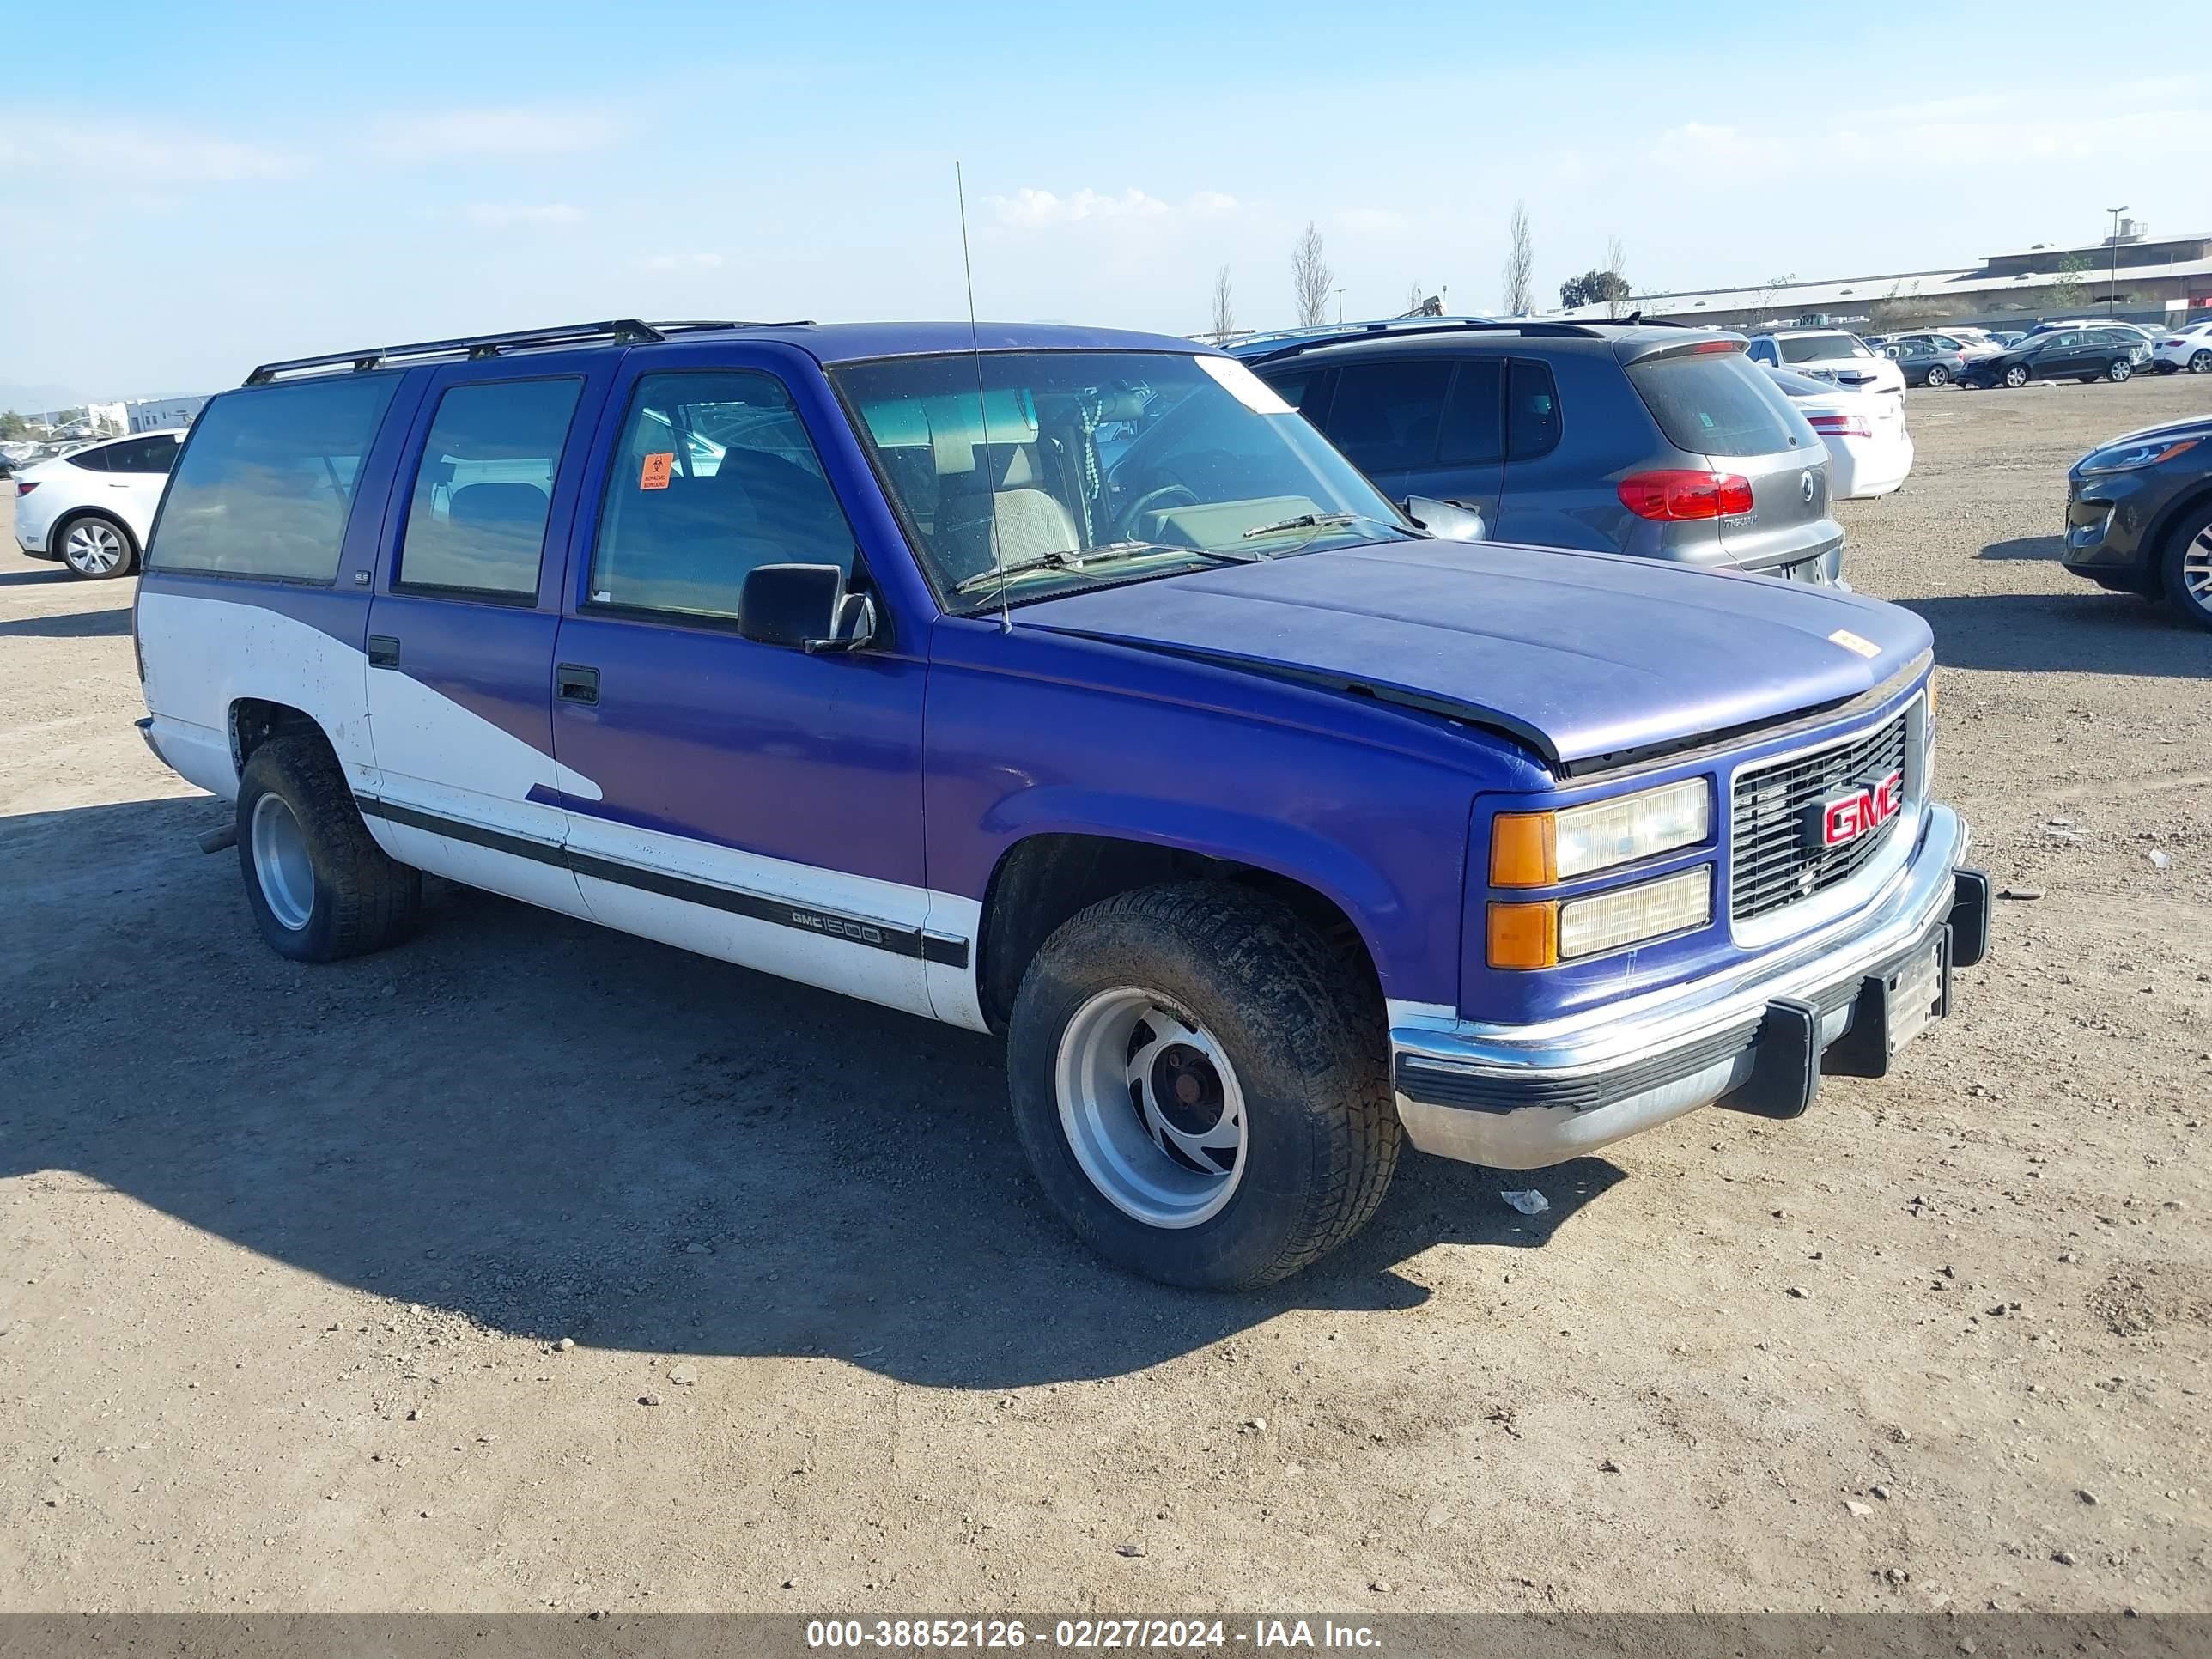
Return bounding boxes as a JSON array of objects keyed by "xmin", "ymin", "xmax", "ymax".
[{"xmin": 1730, "ymin": 713, "xmax": 1910, "ymax": 922}]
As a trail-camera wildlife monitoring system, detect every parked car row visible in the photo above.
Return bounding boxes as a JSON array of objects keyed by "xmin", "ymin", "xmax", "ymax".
[
  {"xmin": 8, "ymin": 426, "xmax": 185, "ymax": 576},
  {"xmin": 118, "ymin": 315, "xmax": 1988, "ymax": 1287}
]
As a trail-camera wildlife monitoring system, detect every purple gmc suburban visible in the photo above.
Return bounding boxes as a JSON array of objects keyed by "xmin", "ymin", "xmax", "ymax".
[{"xmin": 131, "ymin": 319, "xmax": 1990, "ymax": 1288}]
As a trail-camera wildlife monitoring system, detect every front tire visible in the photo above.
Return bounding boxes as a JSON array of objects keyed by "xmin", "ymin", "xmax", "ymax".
[
  {"xmin": 2106, "ymin": 359, "xmax": 2133, "ymax": 383},
  {"xmin": 2003, "ymin": 364, "xmax": 2031, "ymax": 388},
  {"xmin": 236, "ymin": 734, "xmax": 422, "ymax": 961},
  {"xmin": 58, "ymin": 514, "xmax": 136, "ymax": 579},
  {"xmin": 1007, "ymin": 884, "xmax": 1398, "ymax": 1290},
  {"xmin": 2160, "ymin": 507, "xmax": 2212, "ymax": 634},
  {"xmin": 1924, "ymin": 363, "xmax": 1950, "ymax": 386}
]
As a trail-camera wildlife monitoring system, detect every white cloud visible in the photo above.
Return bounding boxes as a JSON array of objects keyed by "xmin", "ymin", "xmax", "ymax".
[
  {"xmin": 0, "ymin": 128, "xmax": 306, "ymax": 184},
  {"xmin": 637, "ymin": 252, "xmax": 727, "ymax": 271},
  {"xmin": 988, "ymin": 186, "xmax": 1240, "ymax": 229},
  {"xmin": 374, "ymin": 108, "xmax": 620, "ymax": 159},
  {"xmin": 1334, "ymin": 207, "xmax": 1408, "ymax": 234},
  {"xmin": 464, "ymin": 203, "xmax": 586, "ymax": 228}
]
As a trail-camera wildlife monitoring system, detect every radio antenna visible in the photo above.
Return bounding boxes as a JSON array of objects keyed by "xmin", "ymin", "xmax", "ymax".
[{"xmin": 956, "ymin": 162, "xmax": 1008, "ymax": 632}]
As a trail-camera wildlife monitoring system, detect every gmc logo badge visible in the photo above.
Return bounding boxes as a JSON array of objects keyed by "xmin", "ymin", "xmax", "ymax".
[{"xmin": 1812, "ymin": 770, "xmax": 1904, "ymax": 848}]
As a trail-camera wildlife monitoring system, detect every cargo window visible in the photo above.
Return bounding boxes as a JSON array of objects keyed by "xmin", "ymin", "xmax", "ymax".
[
  {"xmin": 397, "ymin": 378, "xmax": 583, "ymax": 599},
  {"xmin": 146, "ymin": 375, "xmax": 399, "ymax": 581},
  {"xmin": 1505, "ymin": 360, "xmax": 1560, "ymax": 460},
  {"xmin": 1626, "ymin": 350, "xmax": 1802, "ymax": 459},
  {"xmin": 1324, "ymin": 360, "xmax": 1453, "ymax": 471},
  {"xmin": 589, "ymin": 370, "xmax": 855, "ymax": 621}
]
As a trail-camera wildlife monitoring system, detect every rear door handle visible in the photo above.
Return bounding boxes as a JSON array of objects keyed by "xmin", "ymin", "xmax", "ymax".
[
  {"xmin": 368, "ymin": 635, "xmax": 400, "ymax": 668},
  {"xmin": 556, "ymin": 664, "xmax": 600, "ymax": 705}
]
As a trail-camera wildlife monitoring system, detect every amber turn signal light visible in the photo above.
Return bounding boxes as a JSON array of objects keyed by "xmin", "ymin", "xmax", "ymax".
[
  {"xmin": 1490, "ymin": 811, "xmax": 1557, "ymax": 887},
  {"xmin": 1486, "ymin": 901, "xmax": 1559, "ymax": 970}
]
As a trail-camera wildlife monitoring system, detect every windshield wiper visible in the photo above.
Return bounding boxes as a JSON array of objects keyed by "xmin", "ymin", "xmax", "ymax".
[
  {"xmin": 1241, "ymin": 511, "xmax": 1423, "ymax": 543},
  {"xmin": 949, "ymin": 542, "xmax": 1255, "ymax": 596}
]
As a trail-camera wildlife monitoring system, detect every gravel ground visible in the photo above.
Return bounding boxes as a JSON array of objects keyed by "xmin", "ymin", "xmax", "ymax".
[{"xmin": 1, "ymin": 378, "xmax": 2206, "ymax": 1615}]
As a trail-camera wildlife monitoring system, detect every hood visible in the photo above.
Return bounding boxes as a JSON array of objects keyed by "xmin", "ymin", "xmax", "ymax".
[
  {"xmin": 1016, "ymin": 540, "xmax": 1932, "ymax": 770},
  {"xmin": 2081, "ymin": 414, "xmax": 2212, "ymax": 453}
]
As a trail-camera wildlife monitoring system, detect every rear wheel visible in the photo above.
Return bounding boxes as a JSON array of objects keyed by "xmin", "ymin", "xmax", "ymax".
[
  {"xmin": 1923, "ymin": 363, "xmax": 1950, "ymax": 387},
  {"xmin": 2191, "ymin": 349, "xmax": 2212, "ymax": 374},
  {"xmin": 236, "ymin": 734, "xmax": 422, "ymax": 961},
  {"xmin": 2003, "ymin": 363, "xmax": 2031, "ymax": 388},
  {"xmin": 58, "ymin": 514, "xmax": 136, "ymax": 579},
  {"xmin": 2106, "ymin": 359, "xmax": 2134, "ymax": 383},
  {"xmin": 1006, "ymin": 883, "xmax": 1398, "ymax": 1290},
  {"xmin": 2160, "ymin": 507, "xmax": 2212, "ymax": 634}
]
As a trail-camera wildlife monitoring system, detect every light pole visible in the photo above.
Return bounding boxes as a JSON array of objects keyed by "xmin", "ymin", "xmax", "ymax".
[
  {"xmin": 1336, "ymin": 288, "xmax": 1345, "ymax": 324},
  {"xmin": 2105, "ymin": 204, "xmax": 2128, "ymax": 315}
]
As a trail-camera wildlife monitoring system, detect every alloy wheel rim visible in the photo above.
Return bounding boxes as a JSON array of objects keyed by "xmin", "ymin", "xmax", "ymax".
[
  {"xmin": 2182, "ymin": 527, "xmax": 2212, "ymax": 616},
  {"xmin": 1054, "ymin": 987, "xmax": 1249, "ymax": 1229},
  {"xmin": 250, "ymin": 793, "xmax": 315, "ymax": 931},
  {"xmin": 65, "ymin": 521, "xmax": 125, "ymax": 574},
  {"xmin": 2192, "ymin": 352, "xmax": 2211, "ymax": 374}
]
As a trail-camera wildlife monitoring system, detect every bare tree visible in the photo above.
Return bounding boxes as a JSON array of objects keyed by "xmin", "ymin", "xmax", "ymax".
[
  {"xmin": 1603, "ymin": 234, "xmax": 1629, "ymax": 319},
  {"xmin": 1502, "ymin": 201, "xmax": 1534, "ymax": 317},
  {"xmin": 1210, "ymin": 264, "xmax": 1236, "ymax": 341},
  {"xmin": 1291, "ymin": 222, "xmax": 1334, "ymax": 328}
]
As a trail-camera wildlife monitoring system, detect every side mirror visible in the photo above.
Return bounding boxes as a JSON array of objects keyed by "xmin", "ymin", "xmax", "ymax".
[
  {"xmin": 1402, "ymin": 496, "xmax": 1486, "ymax": 543},
  {"xmin": 738, "ymin": 563, "xmax": 877, "ymax": 654}
]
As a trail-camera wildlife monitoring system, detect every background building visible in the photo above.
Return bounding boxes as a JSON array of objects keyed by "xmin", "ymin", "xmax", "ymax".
[
  {"xmin": 1553, "ymin": 226, "xmax": 2212, "ymax": 332},
  {"xmin": 124, "ymin": 394, "xmax": 208, "ymax": 433}
]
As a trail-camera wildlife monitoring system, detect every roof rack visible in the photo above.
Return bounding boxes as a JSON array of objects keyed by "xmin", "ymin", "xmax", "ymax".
[
  {"xmin": 1236, "ymin": 318, "xmax": 1611, "ymax": 365},
  {"xmin": 242, "ymin": 319, "xmax": 810, "ymax": 386}
]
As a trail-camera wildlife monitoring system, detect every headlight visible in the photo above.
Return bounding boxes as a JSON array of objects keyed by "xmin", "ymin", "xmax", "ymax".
[
  {"xmin": 1487, "ymin": 867, "xmax": 1714, "ymax": 969},
  {"xmin": 2076, "ymin": 435, "xmax": 2200, "ymax": 475},
  {"xmin": 1492, "ymin": 778, "xmax": 1711, "ymax": 886}
]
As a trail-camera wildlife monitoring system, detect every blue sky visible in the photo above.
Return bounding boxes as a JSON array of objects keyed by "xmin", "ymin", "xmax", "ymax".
[{"xmin": 3, "ymin": 0, "xmax": 2205, "ymax": 400}]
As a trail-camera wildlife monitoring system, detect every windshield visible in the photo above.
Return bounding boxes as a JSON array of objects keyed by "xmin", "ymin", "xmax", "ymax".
[
  {"xmin": 832, "ymin": 349, "xmax": 1413, "ymax": 611},
  {"xmin": 1778, "ymin": 334, "xmax": 1870, "ymax": 364}
]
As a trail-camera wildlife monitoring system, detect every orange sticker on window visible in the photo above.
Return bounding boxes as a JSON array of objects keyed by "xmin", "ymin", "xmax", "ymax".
[{"xmin": 639, "ymin": 452, "xmax": 674, "ymax": 490}]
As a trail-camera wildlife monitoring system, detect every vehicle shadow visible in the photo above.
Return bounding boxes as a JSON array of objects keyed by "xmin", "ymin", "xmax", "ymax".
[
  {"xmin": 1975, "ymin": 535, "xmax": 2063, "ymax": 562},
  {"xmin": 0, "ymin": 796, "xmax": 1627, "ymax": 1389},
  {"xmin": 1902, "ymin": 592, "xmax": 2206, "ymax": 675},
  {"xmin": 0, "ymin": 567, "xmax": 76, "ymax": 586},
  {"xmin": 0, "ymin": 605, "xmax": 131, "ymax": 638}
]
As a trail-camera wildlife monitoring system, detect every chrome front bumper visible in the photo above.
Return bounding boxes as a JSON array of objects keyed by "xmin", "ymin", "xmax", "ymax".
[{"xmin": 1392, "ymin": 804, "xmax": 1985, "ymax": 1170}]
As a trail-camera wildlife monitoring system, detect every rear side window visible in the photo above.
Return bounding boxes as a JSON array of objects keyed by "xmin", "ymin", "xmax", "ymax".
[
  {"xmin": 103, "ymin": 435, "xmax": 178, "ymax": 474},
  {"xmin": 1626, "ymin": 350, "xmax": 1802, "ymax": 458},
  {"xmin": 1324, "ymin": 360, "xmax": 1452, "ymax": 471},
  {"xmin": 590, "ymin": 370, "xmax": 854, "ymax": 621},
  {"xmin": 66, "ymin": 447, "xmax": 111, "ymax": 472},
  {"xmin": 1505, "ymin": 360, "xmax": 1560, "ymax": 460},
  {"xmin": 1437, "ymin": 362, "xmax": 1504, "ymax": 465},
  {"xmin": 149, "ymin": 376, "xmax": 399, "ymax": 580},
  {"xmin": 398, "ymin": 377, "xmax": 584, "ymax": 599},
  {"xmin": 1263, "ymin": 368, "xmax": 1325, "ymax": 412}
]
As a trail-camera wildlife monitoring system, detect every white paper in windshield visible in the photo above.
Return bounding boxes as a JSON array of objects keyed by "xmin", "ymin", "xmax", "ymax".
[{"xmin": 1195, "ymin": 354, "xmax": 1296, "ymax": 416}]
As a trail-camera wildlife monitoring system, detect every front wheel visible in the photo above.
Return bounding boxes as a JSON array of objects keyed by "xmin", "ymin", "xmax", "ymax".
[
  {"xmin": 236, "ymin": 734, "xmax": 422, "ymax": 961},
  {"xmin": 2003, "ymin": 364, "xmax": 2031, "ymax": 388},
  {"xmin": 2160, "ymin": 507, "xmax": 2212, "ymax": 634},
  {"xmin": 58, "ymin": 514, "xmax": 136, "ymax": 579},
  {"xmin": 1924, "ymin": 363, "xmax": 1950, "ymax": 387},
  {"xmin": 1006, "ymin": 884, "xmax": 1398, "ymax": 1290},
  {"xmin": 2106, "ymin": 359, "xmax": 2134, "ymax": 383}
]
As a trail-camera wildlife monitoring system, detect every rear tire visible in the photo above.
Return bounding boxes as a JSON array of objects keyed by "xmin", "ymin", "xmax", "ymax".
[
  {"xmin": 1006, "ymin": 883, "xmax": 1399, "ymax": 1290},
  {"xmin": 2160, "ymin": 507, "xmax": 2212, "ymax": 634},
  {"xmin": 57, "ymin": 513, "xmax": 136, "ymax": 579},
  {"xmin": 2191, "ymin": 349, "xmax": 2212, "ymax": 374},
  {"xmin": 235, "ymin": 734, "xmax": 422, "ymax": 961}
]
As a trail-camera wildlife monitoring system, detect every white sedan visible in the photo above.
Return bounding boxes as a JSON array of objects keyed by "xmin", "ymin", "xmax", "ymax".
[
  {"xmin": 2152, "ymin": 319, "xmax": 2212, "ymax": 374},
  {"xmin": 10, "ymin": 428, "xmax": 185, "ymax": 578},
  {"xmin": 1746, "ymin": 329, "xmax": 1909, "ymax": 398},
  {"xmin": 1765, "ymin": 368, "xmax": 1912, "ymax": 500}
]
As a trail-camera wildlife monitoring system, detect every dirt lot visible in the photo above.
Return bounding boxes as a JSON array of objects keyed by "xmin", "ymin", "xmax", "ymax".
[{"xmin": 1, "ymin": 379, "xmax": 2207, "ymax": 1617}]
